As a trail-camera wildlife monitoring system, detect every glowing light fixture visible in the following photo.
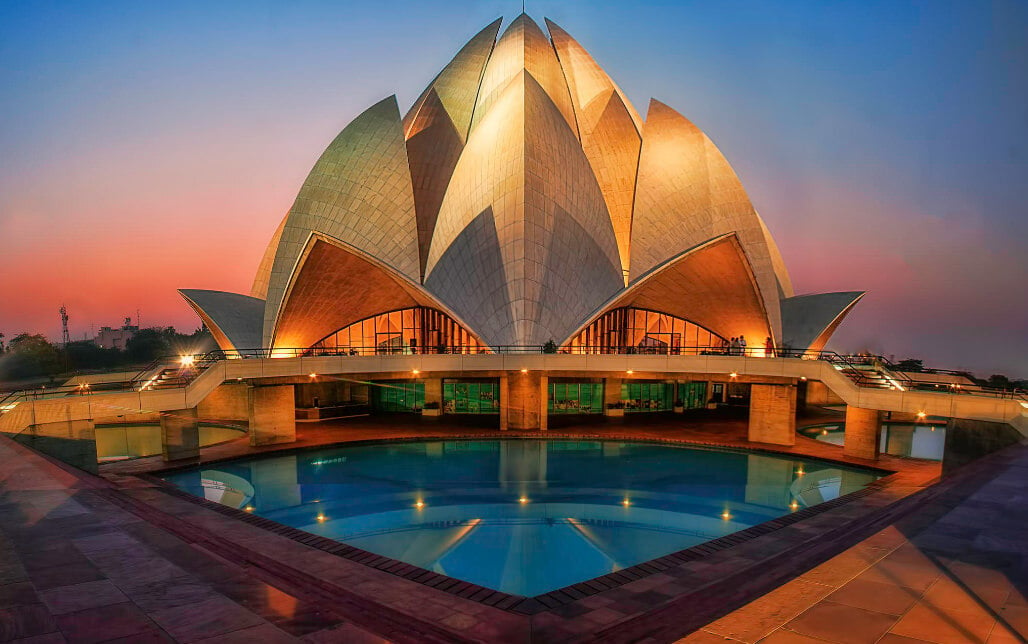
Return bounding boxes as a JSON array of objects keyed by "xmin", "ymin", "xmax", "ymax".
[
  {"xmin": 179, "ymin": 355, "xmax": 195, "ymax": 368},
  {"xmin": 244, "ymin": 506, "xmax": 255, "ymax": 512},
  {"xmin": 626, "ymin": 370, "xmax": 634, "ymax": 375},
  {"xmin": 800, "ymin": 376, "xmax": 807, "ymax": 381},
  {"xmin": 721, "ymin": 509, "xmax": 732, "ymax": 520},
  {"xmin": 789, "ymin": 500, "xmax": 800, "ymax": 511},
  {"xmin": 621, "ymin": 498, "xmax": 631, "ymax": 507},
  {"xmin": 415, "ymin": 500, "xmax": 425, "ymax": 509},
  {"xmin": 730, "ymin": 372, "xmax": 738, "ymax": 378},
  {"xmin": 412, "ymin": 369, "xmax": 420, "ymax": 375},
  {"xmin": 520, "ymin": 368, "xmax": 528, "ymax": 373},
  {"xmin": 309, "ymin": 373, "xmax": 317, "ymax": 379},
  {"xmin": 518, "ymin": 497, "xmax": 529, "ymax": 504},
  {"xmin": 316, "ymin": 513, "xmax": 327, "ymax": 522},
  {"xmin": 916, "ymin": 411, "xmax": 927, "ymax": 419},
  {"xmin": 795, "ymin": 466, "xmax": 805, "ymax": 476}
]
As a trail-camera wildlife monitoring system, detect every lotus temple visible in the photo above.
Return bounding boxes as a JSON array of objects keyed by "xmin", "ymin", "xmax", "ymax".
[{"xmin": 1, "ymin": 14, "xmax": 1026, "ymax": 644}]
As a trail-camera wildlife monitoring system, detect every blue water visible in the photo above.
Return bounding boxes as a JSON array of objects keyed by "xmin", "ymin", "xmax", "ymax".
[{"xmin": 161, "ymin": 439, "xmax": 881, "ymax": 596}]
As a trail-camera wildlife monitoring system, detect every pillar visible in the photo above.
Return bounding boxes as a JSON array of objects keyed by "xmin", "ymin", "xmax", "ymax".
[
  {"xmin": 603, "ymin": 377, "xmax": 622, "ymax": 417},
  {"xmin": 748, "ymin": 384, "xmax": 797, "ymax": 446},
  {"xmin": 844, "ymin": 406, "xmax": 881, "ymax": 460},
  {"xmin": 161, "ymin": 409, "xmax": 200, "ymax": 462},
  {"xmin": 248, "ymin": 385, "xmax": 296, "ymax": 446},
  {"xmin": 424, "ymin": 377, "xmax": 443, "ymax": 409},
  {"xmin": 503, "ymin": 371, "xmax": 547, "ymax": 431}
]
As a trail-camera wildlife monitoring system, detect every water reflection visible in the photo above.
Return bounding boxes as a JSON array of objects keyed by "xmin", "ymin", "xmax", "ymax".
[
  {"xmin": 801, "ymin": 423, "xmax": 946, "ymax": 460},
  {"xmin": 162, "ymin": 440, "xmax": 880, "ymax": 596}
]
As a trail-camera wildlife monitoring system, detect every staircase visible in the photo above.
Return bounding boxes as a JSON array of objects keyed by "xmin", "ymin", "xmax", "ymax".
[{"xmin": 138, "ymin": 367, "xmax": 192, "ymax": 391}]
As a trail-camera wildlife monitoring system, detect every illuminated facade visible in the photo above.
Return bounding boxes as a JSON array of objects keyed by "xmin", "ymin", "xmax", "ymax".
[{"xmin": 180, "ymin": 14, "xmax": 863, "ymax": 357}]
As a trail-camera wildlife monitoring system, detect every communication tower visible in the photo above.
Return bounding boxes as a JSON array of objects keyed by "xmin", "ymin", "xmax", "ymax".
[{"xmin": 59, "ymin": 305, "xmax": 70, "ymax": 346}]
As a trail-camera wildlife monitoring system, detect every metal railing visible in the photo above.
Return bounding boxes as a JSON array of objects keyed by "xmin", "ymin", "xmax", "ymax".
[{"xmin": 2, "ymin": 346, "xmax": 1024, "ymax": 406}]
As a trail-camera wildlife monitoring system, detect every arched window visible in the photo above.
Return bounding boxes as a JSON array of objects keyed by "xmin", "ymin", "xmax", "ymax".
[
  {"xmin": 307, "ymin": 307, "xmax": 487, "ymax": 355},
  {"xmin": 563, "ymin": 307, "xmax": 726, "ymax": 355}
]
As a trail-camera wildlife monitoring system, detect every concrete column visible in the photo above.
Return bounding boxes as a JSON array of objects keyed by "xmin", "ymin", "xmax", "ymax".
[
  {"xmin": 603, "ymin": 378, "xmax": 622, "ymax": 408},
  {"xmin": 160, "ymin": 409, "xmax": 200, "ymax": 462},
  {"xmin": 748, "ymin": 384, "xmax": 797, "ymax": 446},
  {"xmin": 504, "ymin": 371, "xmax": 546, "ymax": 431},
  {"xmin": 248, "ymin": 385, "xmax": 296, "ymax": 446},
  {"xmin": 499, "ymin": 374, "xmax": 508, "ymax": 430},
  {"xmin": 424, "ymin": 378, "xmax": 443, "ymax": 409},
  {"xmin": 844, "ymin": 406, "xmax": 881, "ymax": 460}
]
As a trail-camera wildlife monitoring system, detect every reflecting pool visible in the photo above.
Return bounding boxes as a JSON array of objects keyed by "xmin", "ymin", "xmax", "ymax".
[{"xmin": 160, "ymin": 439, "xmax": 882, "ymax": 596}]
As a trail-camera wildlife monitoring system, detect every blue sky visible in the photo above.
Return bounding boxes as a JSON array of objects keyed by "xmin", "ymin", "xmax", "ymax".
[{"xmin": 1, "ymin": 0, "xmax": 1025, "ymax": 375}]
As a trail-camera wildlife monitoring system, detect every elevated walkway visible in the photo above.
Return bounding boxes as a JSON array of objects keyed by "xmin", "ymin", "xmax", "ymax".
[{"xmin": 1, "ymin": 354, "xmax": 1024, "ymax": 437}]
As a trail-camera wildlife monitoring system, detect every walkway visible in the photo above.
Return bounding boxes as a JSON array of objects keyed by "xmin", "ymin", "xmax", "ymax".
[
  {"xmin": 0, "ymin": 435, "xmax": 383, "ymax": 642},
  {"xmin": 682, "ymin": 441, "xmax": 1028, "ymax": 643}
]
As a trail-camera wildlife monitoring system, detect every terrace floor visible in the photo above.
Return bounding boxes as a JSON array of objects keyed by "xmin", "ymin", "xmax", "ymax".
[{"xmin": 0, "ymin": 412, "xmax": 1023, "ymax": 643}]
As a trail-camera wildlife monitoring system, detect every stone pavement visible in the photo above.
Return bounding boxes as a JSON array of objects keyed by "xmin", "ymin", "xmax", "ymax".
[
  {"xmin": 0, "ymin": 435, "xmax": 386, "ymax": 643},
  {"xmin": 681, "ymin": 441, "xmax": 1028, "ymax": 644}
]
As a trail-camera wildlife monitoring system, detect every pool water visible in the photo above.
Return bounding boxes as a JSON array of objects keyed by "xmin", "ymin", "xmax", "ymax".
[
  {"xmin": 800, "ymin": 423, "xmax": 946, "ymax": 460},
  {"xmin": 160, "ymin": 439, "xmax": 882, "ymax": 596}
]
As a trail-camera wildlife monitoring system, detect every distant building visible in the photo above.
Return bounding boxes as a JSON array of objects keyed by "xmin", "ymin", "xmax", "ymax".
[{"xmin": 94, "ymin": 318, "xmax": 138, "ymax": 350}]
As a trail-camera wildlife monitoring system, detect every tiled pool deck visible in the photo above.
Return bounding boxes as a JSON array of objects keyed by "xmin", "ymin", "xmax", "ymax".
[{"xmin": 1, "ymin": 414, "xmax": 1024, "ymax": 642}]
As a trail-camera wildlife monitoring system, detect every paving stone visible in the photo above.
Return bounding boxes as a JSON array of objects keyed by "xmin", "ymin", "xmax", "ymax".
[
  {"xmin": 888, "ymin": 602, "xmax": 996, "ymax": 644},
  {"xmin": 785, "ymin": 601, "xmax": 898, "ymax": 644},
  {"xmin": 53, "ymin": 601, "xmax": 161, "ymax": 644},
  {"xmin": 824, "ymin": 578, "xmax": 921, "ymax": 616},
  {"xmin": 0, "ymin": 604, "xmax": 59, "ymax": 641},
  {"xmin": 38, "ymin": 580, "xmax": 128, "ymax": 616}
]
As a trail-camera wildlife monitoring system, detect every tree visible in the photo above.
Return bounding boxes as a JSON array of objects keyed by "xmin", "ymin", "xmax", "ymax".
[
  {"xmin": 1, "ymin": 333, "xmax": 61, "ymax": 380},
  {"xmin": 894, "ymin": 358, "xmax": 925, "ymax": 372},
  {"xmin": 125, "ymin": 328, "xmax": 174, "ymax": 363},
  {"xmin": 64, "ymin": 341, "xmax": 122, "ymax": 371}
]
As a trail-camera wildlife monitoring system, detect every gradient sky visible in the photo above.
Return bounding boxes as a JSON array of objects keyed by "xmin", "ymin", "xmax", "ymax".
[{"xmin": 1, "ymin": 0, "xmax": 1025, "ymax": 376}]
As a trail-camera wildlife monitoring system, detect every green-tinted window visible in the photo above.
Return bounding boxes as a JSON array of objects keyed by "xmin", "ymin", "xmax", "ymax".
[
  {"xmin": 680, "ymin": 382, "xmax": 707, "ymax": 409},
  {"xmin": 548, "ymin": 382, "xmax": 603, "ymax": 414},
  {"xmin": 371, "ymin": 381, "xmax": 425, "ymax": 412},
  {"xmin": 621, "ymin": 382, "xmax": 673, "ymax": 412},
  {"xmin": 443, "ymin": 381, "xmax": 500, "ymax": 414}
]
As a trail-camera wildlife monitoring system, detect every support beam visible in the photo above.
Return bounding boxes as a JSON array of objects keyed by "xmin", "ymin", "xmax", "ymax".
[
  {"xmin": 248, "ymin": 385, "xmax": 296, "ymax": 446},
  {"xmin": 160, "ymin": 409, "xmax": 200, "ymax": 462},
  {"xmin": 748, "ymin": 384, "xmax": 797, "ymax": 446},
  {"xmin": 844, "ymin": 406, "xmax": 881, "ymax": 460},
  {"xmin": 424, "ymin": 377, "xmax": 443, "ymax": 409},
  {"xmin": 503, "ymin": 371, "xmax": 547, "ymax": 431}
]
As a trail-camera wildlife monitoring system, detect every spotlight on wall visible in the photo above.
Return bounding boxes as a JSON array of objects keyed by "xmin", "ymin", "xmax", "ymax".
[
  {"xmin": 518, "ymin": 497, "xmax": 529, "ymax": 504},
  {"xmin": 308, "ymin": 373, "xmax": 317, "ymax": 379},
  {"xmin": 730, "ymin": 372, "xmax": 738, "ymax": 378},
  {"xmin": 412, "ymin": 369, "xmax": 420, "ymax": 375},
  {"xmin": 916, "ymin": 411, "xmax": 927, "ymax": 419},
  {"xmin": 626, "ymin": 370, "xmax": 634, "ymax": 375},
  {"xmin": 799, "ymin": 376, "xmax": 807, "ymax": 381},
  {"xmin": 521, "ymin": 368, "xmax": 528, "ymax": 373}
]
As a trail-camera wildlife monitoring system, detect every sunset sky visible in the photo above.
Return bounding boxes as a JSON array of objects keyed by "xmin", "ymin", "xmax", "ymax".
[{"xmin": 1, "ymin": 1, "xmax": 1025, "ymax": 376}]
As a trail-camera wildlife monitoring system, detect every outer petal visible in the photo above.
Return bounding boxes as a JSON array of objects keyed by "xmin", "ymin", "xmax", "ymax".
[
  {"xmin": 631, "ymin": 99, "xmax": 782, "ymax": 337},
  {"xmin": 781, "ymin": 291, "xmax": 865, "ymax": 353},
  {"xmin": 545, "ymin": 18, "xmax": 643, "ymax": 133},
  {"xmin": 561, "ymin": 234, "xmax": 771, "ymax": 346},
  {"xmin": 178, "ymin": 290, "xmax": 265, "ymax": 352},
  {"xmin": 470, "ymin": 14, "xmax": 578, "ymax": 138},
  {"xmin": 271, "ymin": 233, "xmax": 480, "ymax": 352},
  {"xmin": 250, "ymin": 212, "xmax": 287, "ymax": 300},
  {"xmin": 427, "ymin": 71, "xmax": 622, "ymax": 346},
  {"xmin": 403, "ymin": 18, "xmax": 501, "ymax": 143},
  {"xmin": 262, "ymin": 96, "xmax": 419, "ymax": 345}
]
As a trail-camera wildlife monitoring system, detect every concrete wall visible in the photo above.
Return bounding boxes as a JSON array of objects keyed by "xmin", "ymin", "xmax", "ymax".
[
  {"xmin": 197, "ymin": 383, "xmax": 249, "ymax": 421},
  {"xmin": 748, "ymin": 384, "xmax": 796, "ymax": 446},
  {"xmin": 803, "ymin": 380, "xmax": 845, "ymax": 406},
  {"xmin": 943, "ymin": 418, "xmax": 1023, "ymax": 474}
]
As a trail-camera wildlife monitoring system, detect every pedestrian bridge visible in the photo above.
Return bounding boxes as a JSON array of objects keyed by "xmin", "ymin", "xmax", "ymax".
[{"xmin": 2, "ymin": 354, "xmax": 1024, "ymax": 438}]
